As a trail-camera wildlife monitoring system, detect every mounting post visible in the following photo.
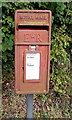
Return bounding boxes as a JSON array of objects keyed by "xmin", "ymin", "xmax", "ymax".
[{"xmin": 26, "ymin": 94, "xmax": 33, "ymax": 119}]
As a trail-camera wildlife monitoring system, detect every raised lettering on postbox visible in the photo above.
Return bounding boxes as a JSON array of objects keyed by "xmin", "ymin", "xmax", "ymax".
[{"xmin": 24, "ymin": 33, "xmax": 42, "ymax": 42}]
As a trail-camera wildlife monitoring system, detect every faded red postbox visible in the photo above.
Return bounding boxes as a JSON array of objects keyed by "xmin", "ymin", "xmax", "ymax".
[{"xmin": 15, "ymin": 10, "xmax": 52, "ymax": 94}]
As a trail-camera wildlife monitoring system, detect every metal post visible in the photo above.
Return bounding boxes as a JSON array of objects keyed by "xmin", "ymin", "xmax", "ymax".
[{"xmin": 26, "ymin": 94, "xmax": 33, "ymax": 119}]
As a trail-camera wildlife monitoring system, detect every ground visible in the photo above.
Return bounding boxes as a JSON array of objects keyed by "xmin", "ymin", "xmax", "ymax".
[{"xmin": 1, "ymin": 70, "xmax": 71, "ymax": 119}]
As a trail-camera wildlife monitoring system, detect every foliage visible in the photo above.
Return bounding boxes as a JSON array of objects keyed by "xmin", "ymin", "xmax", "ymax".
[
  {"xmin": 51, "ymin": 25, "xmax": 71, "ymax": 95},
  {"xmin": 2, "ymin": 2, "xmax": 72, "ymax": 118},
  {"xmin": 2, "ymin": 2, "xmax": 72, "ymax": 94}
]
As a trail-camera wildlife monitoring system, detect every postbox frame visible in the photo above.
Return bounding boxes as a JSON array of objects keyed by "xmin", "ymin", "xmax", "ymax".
[{"xmin": 15, "ymin": 10, "xmax": 52, "ymax": 94}]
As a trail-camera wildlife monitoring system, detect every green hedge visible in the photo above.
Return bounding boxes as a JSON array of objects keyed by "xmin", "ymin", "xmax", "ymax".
[{"xmin": 2, "ymin": 2, "xmax": 72, "ymax": 95}]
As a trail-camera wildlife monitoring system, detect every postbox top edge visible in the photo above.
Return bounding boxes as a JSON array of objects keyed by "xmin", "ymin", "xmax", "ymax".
[{"xmin": 15, "ymin": 10, "xmax": 52, "ymax": 14}]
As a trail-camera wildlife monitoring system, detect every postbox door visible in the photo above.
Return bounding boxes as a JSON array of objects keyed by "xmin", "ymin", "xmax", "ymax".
[
  {"xmin": 15, "ymin": 31, "xmax": 49, "ymax": 94},
  {"xmin": 15, "ymin": 47, "xmax": 48, "ymax": 94}
]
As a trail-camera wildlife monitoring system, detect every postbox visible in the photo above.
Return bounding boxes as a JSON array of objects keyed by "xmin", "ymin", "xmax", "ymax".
[{"xmin": 15, "ymin": 10, "xmax": 52, "ymax": 94}]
